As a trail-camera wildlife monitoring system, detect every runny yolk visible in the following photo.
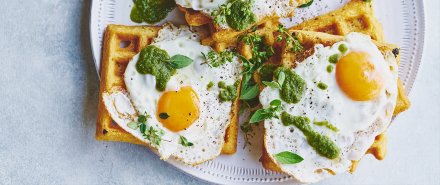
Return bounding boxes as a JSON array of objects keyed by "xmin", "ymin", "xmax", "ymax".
[
  {"xmin": 336, "ymin": 52, "xmax": 383, "ymax": 101},
  {"xmin": 157, "ymin": 86, "xmax": 200, "ymax": 132}
]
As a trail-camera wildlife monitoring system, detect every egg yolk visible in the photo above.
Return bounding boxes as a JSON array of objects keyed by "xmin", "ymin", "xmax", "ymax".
[
  {"xmin": 157, "ymin": 86, "xmax": 200, "ymax": 132},
  {"xmin": 336, "ymin": 52, "xmax": 383, "ymax": 101}
]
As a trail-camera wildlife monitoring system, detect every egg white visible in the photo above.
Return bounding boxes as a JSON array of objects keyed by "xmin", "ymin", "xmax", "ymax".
[
  {"xmin": 103, "ymin": 24, "xmax": 242, "ymax": 165},
  {"xmin": 261, "ymin": 33, "xmax": 399, "ymax": 183},
  {"xmin": 175, "ymin": 0, "xmax": 298, "ymax": 29}
]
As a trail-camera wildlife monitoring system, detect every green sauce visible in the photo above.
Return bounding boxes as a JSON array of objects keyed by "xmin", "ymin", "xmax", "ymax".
[
  {"xmin": 136, "ymin": 45, "xmax": 175, "ymax": 91},
  {"xmin": 274, "ymin": 67, "xmax": 306, "ymax": 104},
  {"xmin": 130, "ymin": 0, "xmax": 176, "ymax": 24},
  {"xmin": 226, "ymin": 0, "xmax": 256, "ymax": 31},
  {"xmin": 281, "ymin": 112, "xmax": 340, "ymax": 159},
  {"xmin": 218, "ymin": 81, "xmax": 238, "ymax": 102},
  {"xmin": 259, "ymin": 64, "xmax": 277, "ymax": 82}
]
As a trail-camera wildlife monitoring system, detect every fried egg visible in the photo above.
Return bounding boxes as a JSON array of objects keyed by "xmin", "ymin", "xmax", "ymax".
[
  {"xmin": 175, "ymin": 0, "xmax": 298, "ymax": 29},
  {"xmin": 260, "ymin": 33, "xmax": 398, "ymax": 183},
  {"xmin": 102, "ymin": 24, "xmax": 242, "ymax": 165}
]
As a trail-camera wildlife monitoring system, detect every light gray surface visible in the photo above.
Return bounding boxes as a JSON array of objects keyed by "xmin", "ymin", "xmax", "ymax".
[{"xmin": 0, "ymin": 0, "xmax": 438, "ymax": 185}]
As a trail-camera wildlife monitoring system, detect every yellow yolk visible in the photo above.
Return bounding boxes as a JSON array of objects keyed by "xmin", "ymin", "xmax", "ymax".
[
  {"xmin": 157, "ymin": 86, "xmax": 200, "ymax": 132},
  {"xmin": 336, "ymin": 52, "xmax": 383, "ymax": 101}
]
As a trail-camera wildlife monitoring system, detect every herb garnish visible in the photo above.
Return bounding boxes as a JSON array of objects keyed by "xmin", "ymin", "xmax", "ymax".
[
  {"xmin": 212, "ymin": 0, "xmax": 256, "ymax": 31},
  {"xmin": 207, "ymin": 81, "xmax": 214, "ymax": 90},
  {"xmin": 274, "ymin": 151, "xmax": 304, "ymax": 164},
  {"xmin": 299, "ymin": 0, "xmax": 314, "ymax": 8},
  {"xmin": 218, "ymin": 81, "xmax": 239, "ymax": 102},
  {"xmin": 127, "ymin": 113, "xmax": 165, "ymax": 146},
  {"xmin": 202, "ymin": 50, "xmax": 235, "ymax": 67},
  {"xmin": 277, "ymin": 25, "xmax": 303, "ymax": 53},
  {"xmin": 167, "ymin": 55, "xmax": 193, "ymax": 69},
  {"xmin": 130, "ymin": 0, "xmax": 176, "ymax": 24},
  {"xmin": 262, "ymin": 71, "xmax": 286, "ymax": 89},
  {"xmin": 159, "ymin": 112, "xmax": 170, "ymax": 119},
  {"xmin": 179, "ymin": 136, "xmax": 194, "ymax": 147},
  {"xmin": 249, "ymin": 99, "xmax": 283, "ymax": 123}
]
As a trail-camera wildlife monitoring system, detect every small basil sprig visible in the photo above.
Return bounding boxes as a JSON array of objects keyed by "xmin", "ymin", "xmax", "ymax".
[
  {"xmin": 249, "ymin": 99, "xmax": 283, "ymax": 123},
  {"xmin": 262, "ymin": 71, "xmax": 285, "ymax": 89},
  {"xmin": 179, "ymin": 136, "xmax": 194, "ymax": 147},
  {"xmin": 274, "ymin": 151, "xmax": 304, "ymax": 164},
  {"xmin": 167, "ymin": 54, "xmax": 193, "ymax": 69}
]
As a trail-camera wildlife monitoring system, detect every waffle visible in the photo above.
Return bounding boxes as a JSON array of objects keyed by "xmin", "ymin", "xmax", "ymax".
[
  {"xmin": 259, "ymin": 0, "xmax": 410, "ymax": 173},
  {"xmin": 96, "ymin": 24, "xmax": 239, "ymax": 154},
  {"xmin": 177, "ymin": 0, "xmax": 309, "ymax": 52},
  {"xmin": 260, "ymin": 30, "xmax": 402, "ymax": 173}
]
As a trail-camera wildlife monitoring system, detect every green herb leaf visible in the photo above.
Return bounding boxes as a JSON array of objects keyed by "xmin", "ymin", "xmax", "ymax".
[
  {"xmin": 202, "ymin": 50, "xmax": 235, "ymax": 68},
  {"xmin": 240, "ymin": 84, "xmax": 259, "ymax": 100},
  {"xmin": 249, "ymin": 109, "xmax": 268, "ymax": 123},
  {"xmin": 144, "ymin": 126, "xmax": 164, "ymax": 146},
  {"xmin": 139, "ymin": 123, "xmax": 147, "ymax": 133},
  {"xmin": 270, "ymin": 99, "xmax": 282, "ymax": 107},
  {"xmin": 179, "ymin": 136, "xmax": 194, "ymax": 147},
  {"xmin": 274, "ymin": 151, "xmax": 304, "ymax": 164},
  {"xmin": 249, "ymin": 99, "xmax": 283, "ymax": 123},
  {"xmin": 298, "ymin": 0, "xmax": 314, "ymax": 8},
  {"xmin": 127, "ymin": 122, "xmax": 138, "ymax": 130},
  {"xmin": 262, "ymin": 81, "xmax": 281, "ymax": 89},
  {"xmin": 167, "ymin": 55, "xmax": 193, "ymax": 69},
  {"xmin": 277, "ymin": 71, "xmax": 286, "ymax": 87},
  {"xmin": 159, "ymin": 112, "xmax": 170, "ymax": 119}
]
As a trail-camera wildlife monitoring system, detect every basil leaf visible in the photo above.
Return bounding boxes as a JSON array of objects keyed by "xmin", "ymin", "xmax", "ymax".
[
  {"xmin": 274, "ymin": 151, "xmax": 304, "ymax": 164},
  {"xmin": 240, "ymin": 84, "xmax": 259, "ymax": 100},
  {"xmin": 159, "ymin": 112, "xmax": 170, "ymax": 119},
  {"xmin": 262, "ymin": 81, "xmax": 281, "ymax": 89},
  {"xmin": 179, "ymin": 136, "xmax": 194, "ymax": 147},
  {"xmin": 270, "ymin": 99, "xmax": 282, "ymax": 107},
  {"xmin": 249, "ymin": 109, "xmax": 268, "ymax": 123},
  {"xmin": 138, "ymin": 115, "xmax": 147, "ymax": 123},
  {"xmin": 139, "ymin": 123, "xmax": 147, "ymax": 133},
  {"xmin": 277, "ymin": 71, "xmax": 286, "ymax": 87},
  {"xmin": 299, "ymin": 0, "xmax": 313, "ymax": 8},
  {"xmin": 127, "ymin": 122, "xmax": 138, "ymax": 130},
  {"xmin": 167, "ymin": 55, "xmax": 193, "ymax": 69}
]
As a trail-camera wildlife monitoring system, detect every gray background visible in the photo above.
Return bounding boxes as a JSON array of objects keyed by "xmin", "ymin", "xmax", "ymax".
[{"xmin": 0, "ymin": 0, "xmax": 439, "ymax": 185}]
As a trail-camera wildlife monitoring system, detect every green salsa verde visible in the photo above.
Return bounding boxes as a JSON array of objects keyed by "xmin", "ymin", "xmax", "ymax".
[
  {"xmin": 136, "ymin": 45, "xmax": 175, "ymax": 91},
  {"xmin": 281, "ymin": 112, "xmax": 340, "ymax": 159},
  {"xmin": 274, "ymin": 67, "xmax": 306, "ymax": 104},
  {"xmin": 225, "ymin": 0, "xmax": 257, "ymax": 31},
  {"xmin": 218, "ymin": 81, "xmax": 239, "ymax": 102},
  {"xmin": 130, "ymin": 0, "xmax": 176, "ymax": 24}
]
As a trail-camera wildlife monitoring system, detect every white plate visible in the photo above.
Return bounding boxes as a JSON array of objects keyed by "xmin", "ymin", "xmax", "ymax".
[{"xmin": 89, "ymin": 0, "xmax": 425, "ymax": 184}]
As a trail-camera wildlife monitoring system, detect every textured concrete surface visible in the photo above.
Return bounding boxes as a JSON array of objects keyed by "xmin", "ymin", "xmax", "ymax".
[{"xmin": 0, "ymin": 0, "xmax": 438, "ymax": 185}]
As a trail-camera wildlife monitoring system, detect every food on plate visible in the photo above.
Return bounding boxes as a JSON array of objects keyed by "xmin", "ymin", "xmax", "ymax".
[
  {"xmin": 100, "ymin": 24, "xmax": 242, "ymax": 164},
  {"xmin": 130, "ymin": 0, "xmax": 176, "ymax": 24},
  {"xmin": 177, "ymin": 0, "xmax": 309, "ymax": 51},
  {"xmin": 258, "ymin": 31, "xmax": 400, "ymax": 183},
  {"xmin": 260, "ymin": 0, "xmax": 410, "ymax": 173}
]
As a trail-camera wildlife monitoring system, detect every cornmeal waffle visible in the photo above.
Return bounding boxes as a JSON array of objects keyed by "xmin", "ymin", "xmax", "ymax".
[
  {"xmin": 260, "ymin": 30, "xmax": 402, "ymax": 173},
  {"xmin": 96, "ymin": 24, "xmax": 240, "ymax": 154},
  {"xmin": 177, "ymin": 0, "xmax": 309, "ymax": 52},
  {"xmin": 259, "ymin": 0, "xmax": 410, "ymax": 173}
]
